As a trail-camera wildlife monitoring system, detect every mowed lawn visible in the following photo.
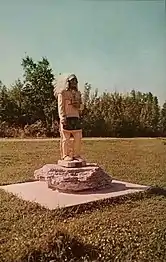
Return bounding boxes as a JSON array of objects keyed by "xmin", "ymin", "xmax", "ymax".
[{"xmin": 0, "ymin": 139, "xmax": 166, "ymax": 261}]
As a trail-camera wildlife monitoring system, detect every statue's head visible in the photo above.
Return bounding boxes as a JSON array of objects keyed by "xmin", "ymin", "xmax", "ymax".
[
  {"xmin": 67, "ymin": 74, "xmax": 78, "ymax": 91},
  {"xmin": 54, "ymin": 73, "xmax": 79, "ymax": 96}
]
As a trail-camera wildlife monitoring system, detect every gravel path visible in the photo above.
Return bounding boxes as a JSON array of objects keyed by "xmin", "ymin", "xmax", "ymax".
[{"xmin": 0, "ymin": 137, "xmax": 161, "ymax": 142}]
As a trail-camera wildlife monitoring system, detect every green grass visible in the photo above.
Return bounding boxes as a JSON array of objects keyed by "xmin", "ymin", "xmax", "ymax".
[{"xmin": 0, "ymin": 139, "xmax": 166, "ymax": 261}]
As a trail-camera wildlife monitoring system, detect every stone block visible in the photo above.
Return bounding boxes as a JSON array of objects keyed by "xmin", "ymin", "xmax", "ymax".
[{"xmin": 58, "ymin": 159, "xmax": 86, "ymax": 168}]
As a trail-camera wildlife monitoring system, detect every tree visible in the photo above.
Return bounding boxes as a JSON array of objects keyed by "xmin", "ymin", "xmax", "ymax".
[
  {"xmin": 21, "ymin": 56, "xmax": 58, "ymax": 132},
  {"xmin": 161, "ymin": 101, "xmax": 166, "ymax": 136},
  {"xmin": 0, "ymin": 81, "xmax": 18, "ymax": 124},
  {"xmin": 8, "ymin": 79, "xmax": 26, "ymax": 126}
]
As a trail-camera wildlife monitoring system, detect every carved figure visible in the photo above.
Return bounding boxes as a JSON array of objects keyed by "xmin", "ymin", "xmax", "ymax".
[{"xmin": 54, "ymin": 73, "xmax": 84, "ymax": 161}]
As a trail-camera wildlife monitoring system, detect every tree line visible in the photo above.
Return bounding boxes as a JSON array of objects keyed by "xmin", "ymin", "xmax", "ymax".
[{"xmin": 0, "ymin": 56, "xmax": 166, "ymax": 138}]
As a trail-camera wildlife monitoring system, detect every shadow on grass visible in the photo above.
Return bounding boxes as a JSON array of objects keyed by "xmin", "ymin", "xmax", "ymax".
[
  {"xmin": 20, "ymin": 231, "xmax": 99, "ymax": 262},
  {"xmin": 18, "ymin": 187, "xmax": 166, "ymax": 262}
]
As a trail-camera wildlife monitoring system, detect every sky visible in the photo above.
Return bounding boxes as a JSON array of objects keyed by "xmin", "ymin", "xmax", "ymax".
[{"xmin": 0, "ymin": 0, "xmax": 166, "ymax": 105}]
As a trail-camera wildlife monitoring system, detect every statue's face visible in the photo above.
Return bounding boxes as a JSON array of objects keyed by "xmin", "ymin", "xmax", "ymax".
[{"xmin": 68, "ymin": 77, "xmax": 78, "ymax": 91}]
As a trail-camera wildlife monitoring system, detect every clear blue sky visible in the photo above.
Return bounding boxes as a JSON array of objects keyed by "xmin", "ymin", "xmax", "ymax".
[{"xmin": 0, "ymin": 0, "xmax": 166, "ymax": 104}]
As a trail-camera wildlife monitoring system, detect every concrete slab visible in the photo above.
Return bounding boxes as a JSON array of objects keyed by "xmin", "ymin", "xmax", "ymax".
[{"xmin": 0, "ymin": 180, "xmax": 149, "ymax": 210}]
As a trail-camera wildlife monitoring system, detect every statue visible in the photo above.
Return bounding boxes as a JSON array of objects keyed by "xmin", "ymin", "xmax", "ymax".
[
  {"xmin": 35, "ymin": 73, "xmax": 112, "ymax": 192},
  {"xmin": 54, "ymin": 73, "xmax": 84, "ymax": 162}
]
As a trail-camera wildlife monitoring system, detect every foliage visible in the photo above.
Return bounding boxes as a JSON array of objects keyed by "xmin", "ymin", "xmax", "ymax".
[{"xmin": 0, "ymin": 56, "xmax": 165, "ymax": 137}]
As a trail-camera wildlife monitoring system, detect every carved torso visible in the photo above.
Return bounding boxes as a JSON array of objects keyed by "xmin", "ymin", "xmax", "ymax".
[{"xmin": 58, "ymin": 90, "xmax": 82, "ymax": 120}]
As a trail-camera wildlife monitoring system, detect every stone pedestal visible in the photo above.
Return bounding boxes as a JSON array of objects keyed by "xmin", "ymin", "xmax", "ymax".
[{"xmin": 34, "ymin": 163, "xmax": 112, "ymax": 193}]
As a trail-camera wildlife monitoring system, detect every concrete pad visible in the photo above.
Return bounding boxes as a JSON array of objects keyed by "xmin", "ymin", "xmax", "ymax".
[{"xmin": 0, "ymin": 180, "xmax": 149, "ymax": 210}]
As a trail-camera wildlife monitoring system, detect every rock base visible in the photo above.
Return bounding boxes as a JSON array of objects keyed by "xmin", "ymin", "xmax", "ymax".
[{"xmin": 34, "ymin": 163, "xmax": 112, "ymax": 193}]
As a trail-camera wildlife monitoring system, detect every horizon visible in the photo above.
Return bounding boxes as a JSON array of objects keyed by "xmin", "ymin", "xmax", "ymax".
[{"xmin": 0, "ymin": 0, "xmax": 166, "ymax": 105}]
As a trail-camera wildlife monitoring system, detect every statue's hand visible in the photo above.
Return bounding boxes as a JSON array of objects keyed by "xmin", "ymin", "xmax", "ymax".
[{"xmin": 72, "ymin": 101, "xmax": 80, "ymax": 108}]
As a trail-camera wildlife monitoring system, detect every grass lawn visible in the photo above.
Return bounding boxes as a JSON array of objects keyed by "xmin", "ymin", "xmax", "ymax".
[{"xmin": 0, "ymin": 139, "xmax": 166, "ymax": 261}]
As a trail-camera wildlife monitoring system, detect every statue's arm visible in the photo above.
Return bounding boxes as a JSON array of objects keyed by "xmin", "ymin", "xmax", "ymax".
[
  {"xmin": 79, "ymin": 92, "xmax": 84, "ymax": 111},
  {"xmin": 58, "ymin": 93, "xmax": 66, "ymax": 123}
]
